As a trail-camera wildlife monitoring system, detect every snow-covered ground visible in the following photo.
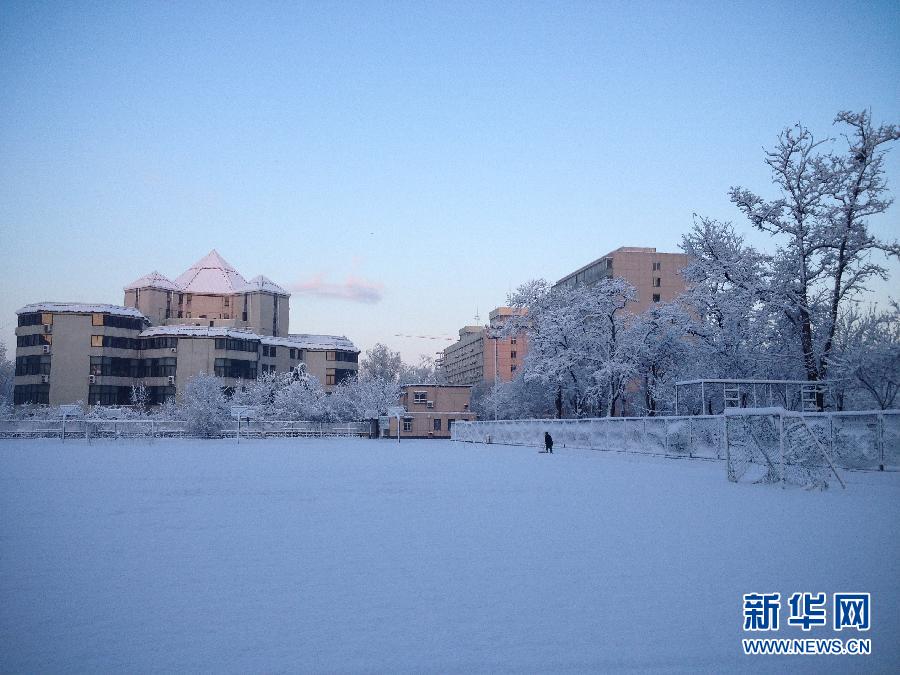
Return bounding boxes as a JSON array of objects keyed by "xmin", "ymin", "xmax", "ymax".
[{"xmin": 1, "ymin": 438, "xmax": 897, "ymax": 673}]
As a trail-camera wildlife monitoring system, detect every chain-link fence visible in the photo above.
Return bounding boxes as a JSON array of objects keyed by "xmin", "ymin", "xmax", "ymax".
[
  {"xmin": 0, "ymin": 419, "xmax": 371, "ymax": 441},
  {"xmin": 451, "ymin": 410, "xmax": 899, "ymax": 471}
]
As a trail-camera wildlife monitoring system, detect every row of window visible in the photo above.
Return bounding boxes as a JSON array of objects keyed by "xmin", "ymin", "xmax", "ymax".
[
  {"xmin": 214, "ymin": 358, "xmax": 257, "ymax": 380},
  {"xmin": 16, "ymin": 333, "xmax": 52, "ymax": 347},
  {"xmin": 326, "ymin": 351, "xmax": 358, "ymax": 363},
  {"xmin": 89, "ymin": 357, "xmax": 177, "ymax": 378},
  {"xmin": 13, "ymin": 384, "xmax": 50, "ymax": 404},
  {"xmin": 15, "ymin": 356, "xmax": 52, "ymax": 376},
  {"xmin": 17, "ymin": 313, "xmax": 50, "ymax": 327},
  {"xmin": 214, "ymin": 338, "xmax": 259, "ymax": 352},
  {"xmin": 400, "ymin": 418, "xmax": 457, "ymax": 432},
  {"xmin": 92, "ymin": 313, "xmax": 146, "ymax": 330}
]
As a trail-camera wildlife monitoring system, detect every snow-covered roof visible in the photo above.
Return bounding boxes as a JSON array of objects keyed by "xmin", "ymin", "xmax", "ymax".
[
  {"xmin": 122, "ymin": 250, "xmax": 290, "ymax": 297},
  {"xmin": 139, "ymin": 325, "xmax": 261, "ymax": 340},
  {"xmin": 124, "ymin": 270, "xmax": 181, "ymax": 292},
  {"xmin": 174, "ymin": 250, "xmax": 251, "ymax": 295},
  {"xmin": 401, "ymin": 383, "xmax": 472, "ymax": 388},
  {"xmin": 246, "ymin": 275, "xmax": 288, "ymax": 295},
  {"xmin": 16, "ymin": 303, "xmax": 148, "ymax": 319},
  {"xmin": 261, "ymin": 334, "xmax": 358, "ymax": 352}
]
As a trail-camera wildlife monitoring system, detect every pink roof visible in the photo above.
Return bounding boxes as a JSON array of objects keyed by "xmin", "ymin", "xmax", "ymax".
[{"xmin": 174, "ymin": 250, "xmax": 250, "ymax": 294}]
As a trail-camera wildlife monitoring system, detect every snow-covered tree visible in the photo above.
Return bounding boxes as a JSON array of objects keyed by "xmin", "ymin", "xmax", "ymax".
[
  {"xmin": 360, "ymin": 343, "xmax": 403, "ymax": 382},
  {"xmin": 729, "ymin": 110, "xmax": 899, "ymax": 381},
  {"xmin": 400, "ymin": 355, "xmax": 445, "ymax": 384},
  {"xmin": 181, "ymin": 372, "xmax": 229, "ymax": 437},
  {"xmin": 831, "ymin": 304, "xmax": 900, "ymax": 410},
  {"xmin": 0, "ymin": 343, "xmax": 14, "ymax": 407},
  {"xmin": 272, "ymin": 366, "xmax": 329, "ymax": 421},
  {"xmin": 130, "ymin": 383, "xmax": 150, "ymax": 415},
  {"xmin": 504, "ymin": 277, "xmax": 637, "ymax": 417}
]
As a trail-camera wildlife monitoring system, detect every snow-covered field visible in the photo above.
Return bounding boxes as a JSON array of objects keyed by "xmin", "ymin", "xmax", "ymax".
[{"xmin": 1, "ymin": 438, "xmax": 897, "ymax": 673}]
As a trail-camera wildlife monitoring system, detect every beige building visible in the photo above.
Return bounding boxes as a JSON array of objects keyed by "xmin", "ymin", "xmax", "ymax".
[
  {"xmin": 387, "ymin": 384, "xmax": 475, "ymax": 438},
  {"xmin": 440, "ymin": 307, "xmax": 528, "ymax": 387},
  {"xmin": 13, "ymin": 252, "xmax": 358, "ymax": 406},
  {"xmin": 554, "ymin": 246, "xmax": 690, "ymax": 314},
  {"xmin": 124, "ymin": 250, "xmax": 290, "ymax": 336}
]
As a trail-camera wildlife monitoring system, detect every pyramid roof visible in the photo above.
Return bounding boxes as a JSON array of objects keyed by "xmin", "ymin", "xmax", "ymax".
[
  {"xmin": 174, "ymin": 250, "xmax": 250, "ymax": 294},
  {"xmin": 246, "ymin": 274, "xmax": 289, "ymax": 295},
  {"xmin": 124, "ymin": 270, "xmax": 181, "ymax": 292}
]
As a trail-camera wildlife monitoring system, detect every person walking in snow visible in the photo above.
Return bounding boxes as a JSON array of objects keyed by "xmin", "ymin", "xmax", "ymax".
[{"xmin": 544, "ymin": 431, "xmax": 553, "ymax": 454}]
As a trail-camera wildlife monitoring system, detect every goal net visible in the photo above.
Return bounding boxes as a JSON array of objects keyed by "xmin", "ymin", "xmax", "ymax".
[{"xmin": 725, "ymin": 408, "xmax": 844, "ymax": 489}]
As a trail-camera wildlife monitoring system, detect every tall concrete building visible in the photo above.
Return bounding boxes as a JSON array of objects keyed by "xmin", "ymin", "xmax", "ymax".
[
  {"xmin": 440, "ymin": 307, "xmax": 528, "ymax": 387},
  {"xmin": 554, "ymin": 246, "xmax": 690, "ymax": 314},
  {"xmin": 12, "ymin": 252, "xmax": 358, "ymax": 406}
]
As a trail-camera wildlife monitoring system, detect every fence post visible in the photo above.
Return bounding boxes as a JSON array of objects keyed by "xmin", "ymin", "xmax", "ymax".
[
  {"xmin": 664, "ymin": 418, "xmax": 669, "ymax": 455},
  {"xmin": 720, "ymin": 415, "xmax": 726, "ymax": 460},
  {"xmin": 62, "ymin": 416, "xmax": 66, "ymax": 443},
  {"xmin": 688, "ymin": 418, "xmax": 693, "ymax": 458},
  {"xmin": 879, "ymin": 413, "xmax": 885, "ymax": 471},
  {"xmin": 778, "ymin": 412, "xmax": 785, "ymax": 488}
]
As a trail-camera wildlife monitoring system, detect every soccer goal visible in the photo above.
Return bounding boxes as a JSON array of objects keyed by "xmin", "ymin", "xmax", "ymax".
[{"xmin": 725, "ymin": 408, "xmax": 845, "ymax": 489}]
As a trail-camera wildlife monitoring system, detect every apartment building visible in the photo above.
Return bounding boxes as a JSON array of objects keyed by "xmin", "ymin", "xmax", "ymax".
[
  {"xmin": 554, "ymin": 246, "xmax": 690, "ymax": 313},
  {"xmin": 124, "ymin": 250, "xmax": 290, "ymax": 336},
  {"xmin": 386, "ymin": 384, "xmax": 475, "ymax": 438},
  {"xmin": 440, "ymin": 307, "xmax": 528, "ymax": 387},
  {"xmin": 12, "ymin": 252, "xmax": 358, "ymax": 406}
]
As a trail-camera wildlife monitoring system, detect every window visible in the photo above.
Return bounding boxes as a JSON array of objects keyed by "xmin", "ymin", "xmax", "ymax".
[
  {"xmin": 326, "ymin": 351, "xmax": 336, "ymax": 361},
  {"xmin": 214, "ymin": 358, "xmax": 257, "ymax": 379},
  {"xmin": 14, "ymin": 384, "xmax": 50, "ymax": 404},
  {"xmin": 652, "ymin": 262, "xmax": 661, "ymax": 271},
  {"xmin": 510, "ymin": 365, "xmax": 517, "ymax": 373},
  {"xmin": 510, "ymin": 338, "xmax": 516, "ymax": 345},
  {"xmin": 224, "ymin": 297, "xmax": 230, "ymax": 307},
  {"xmin": 510, "ymin": 350, "xmax": 517, "ymax": 359},
  {"xmin": 433, "ymin": 418, "xmax": 442, "ymax": 431},
  {"xmin": 15, "ymin": 356, "xmax": 51, "ymax": 376},
  {"xmin": 413, "ymin": 391, "xmax": 427, "ymax": 404},
  {"xmin": 403, "ymin": 418, "xmax": 412, "ymax": 432},
  {"xmin": 448, "ymin": 419, "xmax": 455, "ymax": 431},
  {"xmin": 18, "ymin": 313, "xmax": 43, "ymax": 327},
  {"xmin": 652, "ymin": 294, "xmax": 661, "ymax": 303},
  {"xmin": 653, "ymin": 277, "xmax": 661, "ymax": 287},
  {"xmin": 42, "ymin": 313, "xmax": 53, "ymax": 326},
  {"xmin": 92, "ymin": 313, "xmax": 104, "ymax": 326},
  {"xmin": 17, "ymin": 334, "xmax": 51, "ymax": 347},
  {"xmin": 91, "ymin": 335, "xmax": 104, "ymax": 348},
  {"xmin": 289, "ymin": 348, "xmax": 296, "ymax": 360},
  {"xmin": 325, "ymin": 368, "xmax": 336, "ymax": 386}
]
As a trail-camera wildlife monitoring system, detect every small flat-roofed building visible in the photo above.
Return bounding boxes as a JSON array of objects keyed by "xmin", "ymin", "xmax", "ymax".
[{"xmin": 387, "ymin": 384, "xmax": 475, "ymax": 438}]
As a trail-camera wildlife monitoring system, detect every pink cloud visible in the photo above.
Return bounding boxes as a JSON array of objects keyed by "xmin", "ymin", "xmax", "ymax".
[{"xmin": 289, "ymin": 274, "xmax": 384, "ymax": 304}]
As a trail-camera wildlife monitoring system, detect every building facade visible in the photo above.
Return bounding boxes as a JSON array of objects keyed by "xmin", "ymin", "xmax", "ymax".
[
  {"xmin": 123, "ymin": 250, "xmax": 290, "ymax": 336},
  {"xmin": 386, "ymin": 384, "xmax": 475, "ymax": 438},
  {"xmin": 12, "ymin": 252, "xmax": 358, "ymax": 406},
  {"xmin": 554, "ymin": 246, "xmax": 691, "ymax": 314},
  {"xmin": 440, "ymin": 307, "xmax": 528, "ymax": 387}
]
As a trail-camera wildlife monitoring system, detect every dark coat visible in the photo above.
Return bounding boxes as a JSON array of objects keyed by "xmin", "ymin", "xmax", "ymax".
[{"xmin": 544, "ymin": 432, "xmax": 553, "ymax": 450}]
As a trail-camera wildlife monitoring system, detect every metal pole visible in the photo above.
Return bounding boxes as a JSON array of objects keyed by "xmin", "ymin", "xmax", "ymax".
[
  {"xmin": 878, "ymin": 413, "xmax": 885, "ymax": 471},
  {"xmin": 674, "ymin": 385, "xmax": 679, "ymax": 416},
  {"xmin": 779, "ymin": 411, "xmax": 785, "ymax": 487},
  {"xmin": 664, "ymin": 417, "xmax": 669, "ymax": 455},
  {"xmin": 701, "ymin": 381, "xmax": 705, "ymax": 415}
]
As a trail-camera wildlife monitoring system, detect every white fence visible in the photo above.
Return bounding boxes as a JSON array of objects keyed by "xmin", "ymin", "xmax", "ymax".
[
  {"xmin": 451, "ymin": 410, "xmax": 900, "ymax": 471},
  {"xmin": 0, "ymin": 419, "xmax": 371, "ymax": 441}
]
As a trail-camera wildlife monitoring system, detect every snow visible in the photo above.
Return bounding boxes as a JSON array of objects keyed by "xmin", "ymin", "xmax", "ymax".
[
  {"xmin": 263, "ymin": 333, "xmax": 359, "ymax": 352},
  {"xmin": 174, "ymin": 249, "xmax": 254, "ymax": 295},
  {"xmin": 123, "ymin": 270, "xmax": 181, "ymax": 292},
  {"xmin": 15, "ymin": 302, "xmax": 148, "ymax": 318},
  {"xmin": 246, "ymin": 274, "xmax": 288, "ymax": 295},
  {"xmin": 1, "ymin": 438, "xmax": 897, "ymax": 672},
  {"xmin": 140, "ymin": 325, "xmax": 260, "ymax": 340}
]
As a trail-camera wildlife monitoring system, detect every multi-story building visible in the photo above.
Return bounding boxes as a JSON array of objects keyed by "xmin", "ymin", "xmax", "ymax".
[
  {"xmin": 386, "ymin": 384, "xmax": 475, "ymax": 438},
  {"xmin": 12, "ymin": 252, "xmax": 358, "ymax": 406},
  {"xmin": 440, "ymin": 307, "xmax": 528, "ymax": 387},
  {"xmin": 554, "ymin": 246, "xmax": 690, "ymax": 313},
  {"xmin": 124, "ymin": 250, "xmax": 290, "ymax": 336}
]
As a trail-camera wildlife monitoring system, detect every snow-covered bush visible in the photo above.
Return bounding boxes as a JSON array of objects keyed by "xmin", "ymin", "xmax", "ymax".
[{"xmin": 181, "ymin": 373, "xmax": 230, "ymax": 437}]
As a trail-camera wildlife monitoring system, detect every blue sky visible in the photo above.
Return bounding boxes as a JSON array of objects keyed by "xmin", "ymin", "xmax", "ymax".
[{"xmin": 2, "ymin": 1, "xmax": 898, "ymax": 361}]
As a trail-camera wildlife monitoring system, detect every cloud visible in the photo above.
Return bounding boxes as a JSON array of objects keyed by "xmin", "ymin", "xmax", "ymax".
[{"xmin": 288, "ymin": 274, "xmax": 384, "ymax": 304}]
